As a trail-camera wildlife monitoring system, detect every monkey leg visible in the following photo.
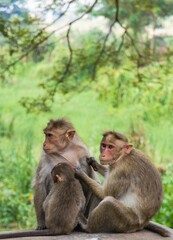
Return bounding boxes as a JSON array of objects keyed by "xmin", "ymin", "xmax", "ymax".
[{"xmin": 87, "ymin": 196, "xmax": 140, "ymax": 233}]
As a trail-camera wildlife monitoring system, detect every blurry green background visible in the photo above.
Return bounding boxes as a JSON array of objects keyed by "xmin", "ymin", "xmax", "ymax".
[{"xmin": 0, "ymin": 0, "xmax": 173, "ymax": 230}]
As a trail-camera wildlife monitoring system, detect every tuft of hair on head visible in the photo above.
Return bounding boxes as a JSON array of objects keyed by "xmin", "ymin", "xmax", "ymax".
[
  {"xmin": 44, "ymin": 118, "xmax": 74, "ymax": 131},
  {"xmin": 103, "ymin": 131, "xmax": 128, "ymax": 143}
]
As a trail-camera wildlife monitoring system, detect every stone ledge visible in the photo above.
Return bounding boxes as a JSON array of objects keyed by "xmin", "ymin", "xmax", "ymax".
[{"xmin": 0, "ymin": 227, "xmax": 173, "ymax": 240}]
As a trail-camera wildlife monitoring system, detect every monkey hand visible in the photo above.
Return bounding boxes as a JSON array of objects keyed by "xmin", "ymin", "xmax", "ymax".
[{"xmin": 87, "ymin": 157, "xmax": 98, "ymax": 171}]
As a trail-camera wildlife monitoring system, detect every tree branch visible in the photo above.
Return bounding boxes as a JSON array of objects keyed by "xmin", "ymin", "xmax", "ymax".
[
  {"xmin": 44, "ymin": 0, "xmax": 98, "ymax": 98},
  {"xmin": 51, "ymin": 23, "xmax": 73, "ymax": 97},
  {"xmin": 1, "ymin": 0, "xmax": 74, "ymax": 73},
  {"xmin": 114, "ymin": 0, "xmax": 142, "ymax": 59},
  {"xmin": 2, "ymin": 0, "xmax": 97, "ymax": 73},
  {"xmin": 92, "ymin": 0, "xmax": 120, "ymax": 79}
]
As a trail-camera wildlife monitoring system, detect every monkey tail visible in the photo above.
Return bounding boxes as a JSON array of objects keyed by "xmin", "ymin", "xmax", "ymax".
[
  {"xmin": 145, "ymin": 221, "xmax": 171, "ymax": 237},
  {"xmin": 0, "ymin": 229, "xmax": 53, "ymax": 239}
]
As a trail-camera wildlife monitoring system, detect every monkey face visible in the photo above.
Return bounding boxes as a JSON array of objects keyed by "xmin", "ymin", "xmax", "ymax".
[
  {"xmin": 99, "ymin": 134, "xmax": 129, "ymax": 165},
  {"xmin": 43, "ymin": 129, "xmax": 70, "ymax": 154},
  {"xmin": 100, "ymin": 142, "xmax": 121, "ymax": 165}
]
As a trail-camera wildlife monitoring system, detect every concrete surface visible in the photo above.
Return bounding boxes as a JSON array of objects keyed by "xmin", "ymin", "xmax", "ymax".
[{"xmin": 0, "ymin": 228, "xmax": 173, "ymax": 240}]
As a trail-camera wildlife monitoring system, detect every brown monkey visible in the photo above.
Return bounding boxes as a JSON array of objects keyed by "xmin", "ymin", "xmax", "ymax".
[
  {"xmin": 33, "ymin": 118, "xmax": 97, "ymax": 230},
  {"xmin": 0, "ymin": 118, "xmax": 97, "ymax": 239},
  {"xmin": 43, "ymin": 162, "xmax": 86, "ymax": 234},
  {"xmin": 76, "ymin": 131, "xmax": 170, "ymax": 237},
  {"xmin": 0, "ymin": 163, "xmax": 86, "ymax": 239}
]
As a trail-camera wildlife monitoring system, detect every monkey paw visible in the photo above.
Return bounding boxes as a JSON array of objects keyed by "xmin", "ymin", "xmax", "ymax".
[
  {"xmin": 86, "ymin": 157, "xmax": 98, "ymax": 171},
  {"xmin": 36, "ymin": 225, "xmax": 47, "ymax": 230}
]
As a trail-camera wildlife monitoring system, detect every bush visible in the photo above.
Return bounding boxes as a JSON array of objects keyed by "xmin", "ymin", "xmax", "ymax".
[
  {"xmin": 153, "ymin": 163, "xmax": 173, "ymax": 227},
  {"xmin": 0, "ymin": 141, "xmax": 36, "ymax": 229}
]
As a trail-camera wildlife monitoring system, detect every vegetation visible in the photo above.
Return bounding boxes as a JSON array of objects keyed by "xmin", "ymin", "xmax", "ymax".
[{"xmin": 0, "ymin": 0, "xmax": 173, "ymax": 230}]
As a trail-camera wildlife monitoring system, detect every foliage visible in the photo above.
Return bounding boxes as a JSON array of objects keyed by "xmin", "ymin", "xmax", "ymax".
[
  {"xmin": 0, "ymin": 132, "xmax": 36, "ymax": 228},
  {"xmin": 0, "ymin": 0, "xmax": 173, "ymax": 231},
  {"xmin": 1, "ymin": 0, "xmax": 173, "ymax": 110},
  {"xmin": 19, "ymin": 29, "xmax": 108, "ymax": 112},
  {"xmin": 153, "ymin": 163, "xmax": 173, "ymax": 227},
  {"xmin": 1, "ymin": 60, "xmax": 173, "ymax": 229},
  {"xmin": 0, "ymin": 0, "xmax": 27, "ymax": 19},
  {"xmin": 90, "ymin": 0, "xmax": 173, "ymax": 29},
  {"xmin": 95, "ymin": 58, "xmax": 173, "ymax": 118}
]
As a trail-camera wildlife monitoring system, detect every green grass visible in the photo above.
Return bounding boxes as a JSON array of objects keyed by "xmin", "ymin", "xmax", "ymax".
[{"xmin": 0, "ymin": 61, "xmax": 173, "ymax": 229}]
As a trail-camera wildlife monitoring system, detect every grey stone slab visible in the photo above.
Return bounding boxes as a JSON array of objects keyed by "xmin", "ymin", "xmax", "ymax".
[{"xmin": 0, "ymin": 227, "xmax": 173, "ymax": 240}]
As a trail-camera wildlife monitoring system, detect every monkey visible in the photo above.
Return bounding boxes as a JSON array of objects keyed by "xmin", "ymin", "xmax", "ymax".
[
  {"xmin": 0, "ymin": 163, "xmax": 86, "ymax": 239},
  {"xmin": 0, "ymin": 118, "xmax": 98, "ymax": 239},
  {"xmin": 76, "ymin": 131, "xmax": 170, "ymax": 237},
  {"xmin": 43, "ymin": 162, "xmax": 86, "ymax": 234},
  {"xmin": 33, "ymin": 118, "xmax": 97, "ymax": 231}
]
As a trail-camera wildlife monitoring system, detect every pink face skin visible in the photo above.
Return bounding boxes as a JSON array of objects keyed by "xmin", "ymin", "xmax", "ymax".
[{"xmin": 99, "ymin": 137, "xmax": 132, "ymax": 165}]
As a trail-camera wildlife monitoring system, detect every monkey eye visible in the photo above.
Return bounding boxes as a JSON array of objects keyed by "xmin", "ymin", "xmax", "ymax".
[
  {"xmin": 101, "ymin": 143, "xmax": 106, "ymax": 148},
  {"xmin": 108, "ymin": 144, "xmax": 114, "ymax": 149},
  {"xmin": 101, "ymin": 143, "xmax": 115, "ymax": 149},
  {"xmin": 47, "ymin": 133, "xmax": 53, "ymax": 137}
]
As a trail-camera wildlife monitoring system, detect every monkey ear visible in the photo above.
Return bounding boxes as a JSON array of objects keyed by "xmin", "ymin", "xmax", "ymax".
[
  {"xmin": 66, "ymin": 129, "xmax": 76, "ymax": 140},
  {"xmin": 56, "ymin": 174, "xmax": 62, "ymax": 182},
  {"xmin": 124, "ymin": 144, "xmax": 133, "ymax": 154}
]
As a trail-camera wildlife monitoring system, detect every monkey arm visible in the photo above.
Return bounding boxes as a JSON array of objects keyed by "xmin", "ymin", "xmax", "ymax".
[
  {"xmin": 95, "ymin": 164, "xmax": 107, "ymax": 177},
  {"xmin": 34, "ymin": 180, "xmax": 48, "ymax": 230},
  {"xmin": 43, "ymin": 191, "xmax": 50, "ymax": 212},
  {"xmin": 76, "ymin": 168, "xmax": 104, "ymax": 200}
]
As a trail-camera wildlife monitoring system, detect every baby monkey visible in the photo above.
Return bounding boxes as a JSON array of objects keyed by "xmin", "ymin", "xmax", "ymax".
[{"xmin": 43, "ymin": 162, "xmax": 86, "ymax": 235}]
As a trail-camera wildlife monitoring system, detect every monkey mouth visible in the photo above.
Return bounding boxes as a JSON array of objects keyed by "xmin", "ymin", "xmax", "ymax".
[
  {"xmin": 100, "ymin": 158, "xmax": 115, "ymax": 165},
  {"xmin": 100, "ymin": 160, "xmax": 109, "ymax": 165},
  {"xmin": 44, "ymin": 148, "xmax": 49, "ymax": 151},
  {"xmin": 44, "ymin": 148, "xmax": 52, "ymax": 153}
]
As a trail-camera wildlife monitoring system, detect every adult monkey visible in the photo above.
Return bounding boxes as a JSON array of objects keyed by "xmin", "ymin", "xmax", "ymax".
[
  {"xmin": 34, "ymin": 118, "xmax": 97, "ymax": 230},
  {"xmin": 0, "ymin": 118, "xmax": 97, "ymax": 239},
  {"xmin": 76, "ymin": 131, "xmax": 170, "ymax": 237}
]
